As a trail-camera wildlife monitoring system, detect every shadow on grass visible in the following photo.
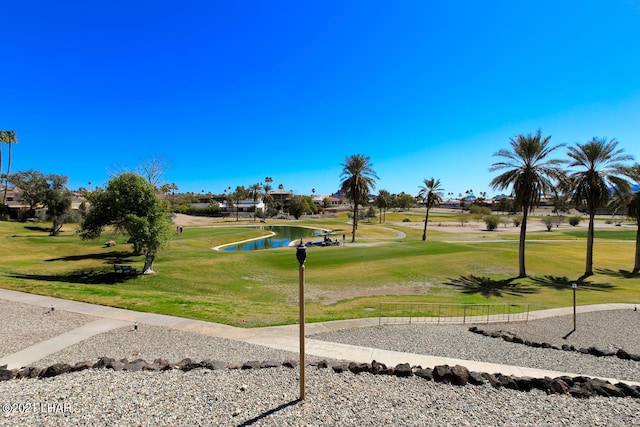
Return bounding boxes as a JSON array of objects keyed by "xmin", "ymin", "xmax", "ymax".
[
  {"xmin": 24, "ymin": 226, "xmax": 51, "ymax": 233},
  {"xmin": 46, "ymin": 250, "xmax": 134, "ymax": 263},
  {"xmin": 9, "ymin": 269, "xmax": 136, "ymax": 285},
  {"xmin": 444, "ymin": 275, "xmax": 538, "ymax": 297},
  {"xmin": 529, "ymin": 275, "xmax": 616, "ymax": 291},
  {"xmin": 595, "ymin": 268, "xmax": 640, "ymax": 279}
]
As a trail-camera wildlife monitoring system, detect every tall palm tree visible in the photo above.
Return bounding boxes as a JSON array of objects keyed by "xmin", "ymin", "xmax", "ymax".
[
  {"xmin": 567, "ymin": 138, "xmax": 633, "ymax": 276},
  {"xmin": 0, "ymin": 130, "xmax": 18, "ymax": 204},
  {"xmin": 627, "ymin": 187, "xmax": 640, "ymax": 274},
  {"xmin": 418, "ymin": 178, "xmax": 444, "ymax": 241},
  {"xmin": 340, "ymin": 154, "xmax": 378, "ymax": 242},
  {"xmin": 490, "ymin": 130, "xmax": 565, "ymax": 278},
  {"xmin": 375, "ymin": 189, "xmax": 392, "ymax": 224},
  {"xmin": 249, "ymin": 182, "xmax": 263, "ymax": 221}
]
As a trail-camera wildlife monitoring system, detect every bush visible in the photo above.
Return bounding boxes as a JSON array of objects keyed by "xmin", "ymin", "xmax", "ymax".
[
  {"xmin": 402, "ymin": 218, "xmax": 411, "ymax": 222},
  {"xmin": 569, "ymin": 216, "xmax": 581, "ymax": 226},
  {"xmin": 512, "ymin": 216, "xmax": 522, "ymax": 227},
  {"xmin": 484, "ymin": 215, "xmax": 499, "ymax": 231},
  {"xmin": 541, "ymin": 216, "xmax": 553, "ymax": 231}
]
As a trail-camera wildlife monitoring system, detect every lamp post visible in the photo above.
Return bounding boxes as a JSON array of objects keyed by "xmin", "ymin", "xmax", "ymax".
[
  {"xmin": 572, "ymin": 283, "xmax": 577, "ymax": 331},
  {"xmin": 296, "ymin": 240, "xmax": 307, "ymax": 400}
]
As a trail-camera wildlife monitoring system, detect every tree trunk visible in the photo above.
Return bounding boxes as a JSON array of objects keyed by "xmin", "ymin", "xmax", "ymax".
[
  {"xmin": 143, "ymin": 251, "xmax": 156, "ymax": 275},
  {"xmin": 634, "ymin": 222, "xmax": 640, "ymax": 274},
  {"xmin": 585, "ymin": 213, "xmax": 595, "ymax": 276},
  {"xmin": 351, "ymin": 202, "xmax": 357, "ymax": 242},
  {"xmin": 518, "ymin": 206, "xmax": 528, "ymax": 278},
  {"xmin": 422, "ymin": 208, "xmax": 430, "ymax": 241},
  {"xmin": 3, "ymin": 142, "xmax": 12, "ymax": 204}
]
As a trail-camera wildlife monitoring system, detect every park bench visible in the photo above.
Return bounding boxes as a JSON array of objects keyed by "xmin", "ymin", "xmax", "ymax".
[{"xmin": 114, "ymin": 264, "xmax": 137, "ymax": 274}]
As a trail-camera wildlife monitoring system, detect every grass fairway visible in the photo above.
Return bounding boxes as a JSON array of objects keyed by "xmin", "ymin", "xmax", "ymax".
[{"xmin": 0, "ymin": 213, "xmax": 638, "ymax": 327}]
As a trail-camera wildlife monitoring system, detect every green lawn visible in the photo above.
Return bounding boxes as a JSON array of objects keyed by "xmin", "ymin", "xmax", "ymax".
[{"xmin": 0, "ymin": 214, "xmax": 638, "ymax": 327}]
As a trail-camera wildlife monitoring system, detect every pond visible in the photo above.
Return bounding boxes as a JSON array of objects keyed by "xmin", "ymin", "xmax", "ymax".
[{"xmin": 218, "ymin": 226, "xmax": 324, "ymax": 251}]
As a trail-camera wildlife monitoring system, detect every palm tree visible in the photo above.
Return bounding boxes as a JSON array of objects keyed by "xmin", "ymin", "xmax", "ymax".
[
  {"xmin": 418, "ymin": 178, "xmax": 444, "ymax": 241},
  {"xmin": 375, "ymin": 189, "xmax": 392, "ymax": 224},
  {"xmin": 490, "ymin": 130, "xmax": 565, "ymax": 278},
  {"xmin": 249, "ymin": 182, "xmax": 263, "ymax": 221},
  {"xmin": 340, "ymin": 154, "xmax": 378, "ymax": 242},
  {"xmin": 621, "ymin": 164, "xmax": 640, "ymax": 273},
  {"xmin": 567, "ymin": 138, "xmax": 633, "ymax": 276},
  {"xmin": 1, "ymin": 130, "xmax": 18, "ymax": 204}
]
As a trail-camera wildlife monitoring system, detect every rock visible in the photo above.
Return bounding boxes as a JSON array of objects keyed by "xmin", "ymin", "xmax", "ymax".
[
  {"xmin": 260, "ymin": 360, "xmax": 281, "ymax": 368},
  {"xmin": 201, "ymin": 359, "xmax": 228, "ymax": 370},
  {"xmin": 432, "ymin": 365, "xmax": 452, "ymax": 383},
  {"xmin": 40, "ymin": 363, "xmax": 72, "ymax": 378},
  {"xmin": 331, "ymin": 362, "xmax": 349, "ymax": 373},
  {"xmin": 370, "ymin": 360, "xmax": 387, "ymax": 374},
  {"xmin": 283, "ymin": 359, "xmax": 298, "ymax": 368},
  {"xmin": 414, "ymin": 368, "xmax": 433, "ymax": 381},
  {"xmin": 71, "ymin": 361, "xmax": 94, "ymax": 372},
  {"xmin": 16, "ymin": 366, "xmax": 42, "ymax": 379},
  {"xmin": 450, "ymin": 365, "xmax": 470, "ymax": 386},
  {"xmin": 549, "ymin": 378, "xmax": 569, "ymax": 395},
  {"xmin": 468, "ymin": 371, "xmax": 486, "ymax": 385},
  {"xmin": 124, "ymin": 361, "xmax": 149, "ymax": 372},
  {"xmin": 93, "ymin": 357, "xmax": 116, "ymax": 369},
  {"xmin": 393, "ymin": 363, "xmax": 413, "ymax": 377},
  {"xmin": 0, "ymin": 368, "xmax": 17, "ymax": 381},
  {"xmin": 616, "ymin": 349, "xmax": 631, "ymax": 360},
  {"xmin": 348, "ymin": 362, "xmax": 371, "ymax": 374}
]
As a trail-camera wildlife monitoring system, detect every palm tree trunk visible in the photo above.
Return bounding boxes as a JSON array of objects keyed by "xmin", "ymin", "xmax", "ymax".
[
  {"xmin": 3, "ymin": 141, "xmax": 12, "ymax": 204},
  {"xmin": 422, "ymin": 208, "xmax": 430, "ymax": 241},
  {"xmin": 585, "ymin": 214, "xmax": 595, "ymax": 276},
  {"xmin": 351, "ymin": 202, "xmax": 357, "ymax": 242},
  {"xmin": 518, "ymin": 207, "xmax": 528, "ymax": 278},
  {"xmin": 634, "ymin": 223, "xmax": 640, "ymax": 274}
]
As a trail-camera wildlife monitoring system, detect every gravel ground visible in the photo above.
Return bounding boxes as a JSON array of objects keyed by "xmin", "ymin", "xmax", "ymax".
[
  {"xmin": 2, "ymin": 301, "xmax": 640, "ymax": 426},
  {"xmin": 0, "ymin": 300, "xmax": 99, "ymax": 358},
  {"xmin": 311, "ymin": 310, "xmax": 640, "ymax": 383}
]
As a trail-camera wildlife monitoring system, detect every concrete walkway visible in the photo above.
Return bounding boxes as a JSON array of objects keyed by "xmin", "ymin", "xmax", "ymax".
[{"xmin": 0, "ymin": 288, "xmax": 638, "ymax": 386}]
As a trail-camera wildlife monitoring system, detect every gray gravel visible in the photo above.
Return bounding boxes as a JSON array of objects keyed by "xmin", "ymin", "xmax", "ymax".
[
  {"xmin": 0, "ymin": 300, "xmax": 99, "ymax": 358},
  {"xmin": 2, "ymin": 301, "xmax": 640, "ymax": 426},
  {"xmin": 311, "ymin": 310, "xmax": 640, "ymax": 383}
]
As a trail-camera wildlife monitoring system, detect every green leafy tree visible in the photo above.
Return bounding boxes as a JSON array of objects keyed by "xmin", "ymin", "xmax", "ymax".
[
  {"xmin": 81, "ymin": 173, "xmax": 172, "ymax": 274},
  {"xmin": 340, "ymin": 154, "xmax": 378, "ymax": 242},
  {"xmin": 395, "ymin": 192, "xmax": 415, "ymax": 210},
  {"xmin": 288, "ymin": 195, "xmax": 316, "ymax": 219},
  {"xmin": 0, "ymin": 130, "xmax": 18, "ymax": 204},
  {"xmin": 231, "ymin": 186, "xmax": 250, "ymax": 221},
  {"xmin": 418, "ymin": 178, "xmax": 444, "ymax": 241},
  {"xmin": 44, "ymin": 175, "xmax": 73, "ymax": 236},
  {"xmin": 490, "ymin": 130, "xmax": 565, "ymax": 277},
  {"xmin": 7, "ymin": 169, "xmax": 50, "ymax": 217},
  {"xmin": 566, "ymin": 138, "xmax": 633, "ymax": 276}
]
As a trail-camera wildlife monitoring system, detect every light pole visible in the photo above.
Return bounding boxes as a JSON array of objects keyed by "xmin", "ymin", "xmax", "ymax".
[
  {"xmin": 296, "ymin": 240, "xmax": 307, "ymax": 400},
  {"xmin": 572, "ymin": 283, "xmax": 577, "ymax": 331}
]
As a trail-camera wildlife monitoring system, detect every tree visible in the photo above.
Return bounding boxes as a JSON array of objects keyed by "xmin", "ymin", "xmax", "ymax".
[
  {"xmin": 623, "ymin": 164, "xmax": 640, "ymax": 273},
  {"xmin": 7, "ymin": 169, "xmax": 50, "ymax": 217},
  {"xmin": 490, "ymin": 130, "xmax": 565, "ymax": 277},
  {"xmin": 395, "ymin": 192, "xmax": 415, "ymax": 210},
  {"xmin": 249, "ymin": 182, "xmax": 263, "ymax": 221},
  {"xmin": 340, "ymin": 154, "xmax": 378, "ymax": 242},
  {"xmin": 1, "ymin": 130, "xmax": 18, "ymax": 204},
  {"xmin": 44, "ymin": 175, "xmax": 73, "ymax": 236},
  {"xmin": 288, "ymin": 195, "xmax": 316, "ymax": 219},
  {"xmin": 138, "ymin": 154, "xmax": 171, "ymax": 189},
  {"xmin": 375, "ymin": 189, "xmax": 392, "ymax": 224},
  {"xmin": 80, "ymin": 173, "xmax": 172, "ymax": 274},
  {"xmin": 566, "ymin": 138, "xmax": 633, "ymax": 276},
  {"xmin": 418, "ymin": 178, "xmax": 444, "ymax": 241}
]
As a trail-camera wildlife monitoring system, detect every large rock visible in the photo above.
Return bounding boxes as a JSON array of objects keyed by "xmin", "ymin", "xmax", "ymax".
[
  {"xmin": 393, "ymin": 363, "xmax": 413, "ymax": 377},
  {"xmin": 450, "ymin": 365, "xmax": 470, "ymax": 386},
  {"xmin": 432, "ymin": 365, "xmax": 452, "ymax": 383},
  {"xmin": 40, "ymin": 363, "xmax": 72, "ymax": 378}
]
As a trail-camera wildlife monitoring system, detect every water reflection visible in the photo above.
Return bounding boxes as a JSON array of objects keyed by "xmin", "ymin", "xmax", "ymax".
[{"xmin": 220, "ymin": 226, "xmax": 321, "ymax": 251}]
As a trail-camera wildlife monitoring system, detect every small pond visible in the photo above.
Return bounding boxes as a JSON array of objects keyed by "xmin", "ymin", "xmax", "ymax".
[{"xmin": 219, "ymin": 226, "xmax": 324, "ymax": 251}]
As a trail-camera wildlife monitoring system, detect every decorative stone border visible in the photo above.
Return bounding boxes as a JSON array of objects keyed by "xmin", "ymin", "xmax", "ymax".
[
  {"xmin": 1, "ymin": 356, "xmax": 639, "ymax": 399},
  {"xmin": 468, "ymin": 326, "xmax": 640, "ymax": 361}
]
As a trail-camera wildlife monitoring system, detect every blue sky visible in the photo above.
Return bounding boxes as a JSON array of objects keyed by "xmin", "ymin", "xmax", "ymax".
[{"xmin": 2, "ymin": 1, "xmax": 639, "ymax": 198}]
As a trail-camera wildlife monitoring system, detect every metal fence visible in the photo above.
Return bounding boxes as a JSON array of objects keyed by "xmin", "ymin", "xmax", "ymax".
[{"xmin": 378, "ymin": 302, "xmax": 531, "ymax": 325}]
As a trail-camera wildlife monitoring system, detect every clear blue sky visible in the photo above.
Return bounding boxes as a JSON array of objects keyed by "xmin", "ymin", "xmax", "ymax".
[{"xmin": 2, "ymin": 1, "xmax": 639, "ymax": 198}]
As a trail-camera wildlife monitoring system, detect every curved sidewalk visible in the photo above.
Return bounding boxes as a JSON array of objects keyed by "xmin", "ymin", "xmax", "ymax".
[{"xmin": 0, "ymin": 288, "xmax": 637, "ymax": 386}]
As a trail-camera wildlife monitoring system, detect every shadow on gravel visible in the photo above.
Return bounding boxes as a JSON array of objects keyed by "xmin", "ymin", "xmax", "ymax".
[
  {"xmin": 530, "ymin": 275, "xmax": 616, "ymax": 291},
  {"xmin": 595, "ymin": 268, "xmax": 640, "ymax": 279},
  {"xmin": 45, "ymin": 250, "xmax": 134, "ymax": 262},
  {"xmin": 9, "ymin": 269, "xmax": 136, "ymax": 285},
  {"xmin": 444, "ymin": 275, "xmax": 538, "ymax": 297},
  {"xmin": 238, "ymin": 399, "xmax": 301, "ymax": 426}
]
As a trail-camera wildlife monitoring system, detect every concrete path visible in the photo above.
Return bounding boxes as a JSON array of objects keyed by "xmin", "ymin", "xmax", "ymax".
[{"xmin": 0, "ymin": 288, "xmax": 638, "ymax": 386}]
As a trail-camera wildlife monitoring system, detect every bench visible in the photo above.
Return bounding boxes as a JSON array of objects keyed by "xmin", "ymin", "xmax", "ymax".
[{"xmin": 114, "ymin": 264, "xmax": 137, "ymax": 274}]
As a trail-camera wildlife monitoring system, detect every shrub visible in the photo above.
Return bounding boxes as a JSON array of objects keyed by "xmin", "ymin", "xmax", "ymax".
[
  {"xmin": 484, "ymin": 215, "xmax": 499, "ymax": 231},
  {"xmin": 569, "ymin": 216, "xmax": 581, "ymax": 226},
  {"xmin": 605, "ymin": 219, "xmax": 613, "ymax": 224},
  {"xmin": 512, "ymin": 216, "xmax": 522, "ymax": 227},
  {"xmin": 402, "ymin": 218, "xmax": 411, "ymax": 222},
  {"xmin": 541, "ymin": 216, "xmax": 553, "ymax": 231}
]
